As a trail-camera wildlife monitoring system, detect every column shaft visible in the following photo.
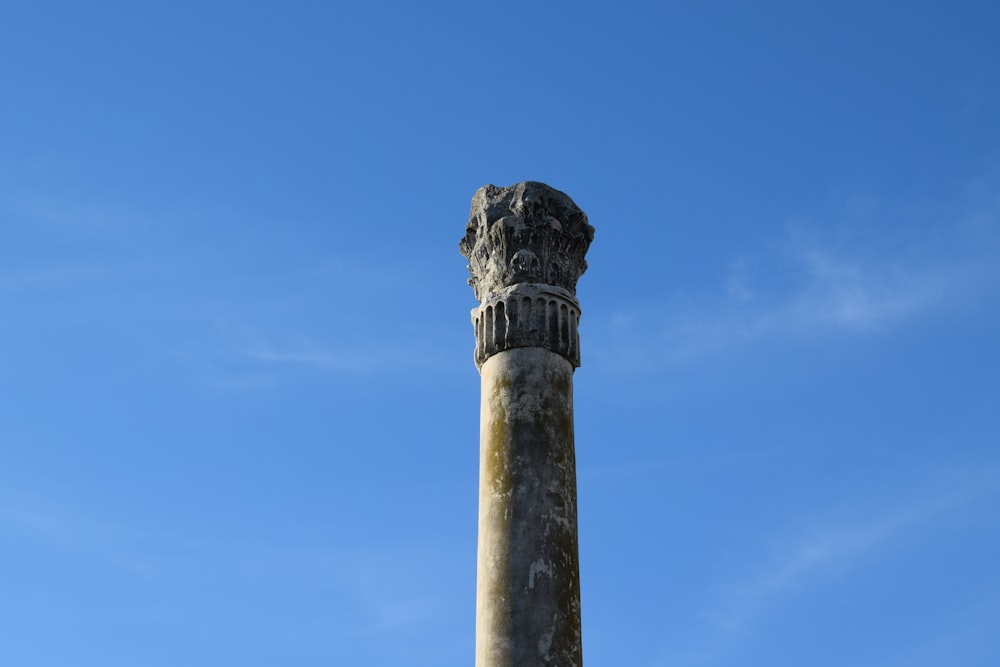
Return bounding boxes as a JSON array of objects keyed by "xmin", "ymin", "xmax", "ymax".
[{"xmin": 476, "ymin": 347, "xmax": 582, "ymax": 667}]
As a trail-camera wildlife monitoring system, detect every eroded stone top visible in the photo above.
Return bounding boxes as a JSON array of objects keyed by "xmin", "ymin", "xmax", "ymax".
[{"xmin": 459, "ymin": 182, "xmax": 594, "ymax": 302}]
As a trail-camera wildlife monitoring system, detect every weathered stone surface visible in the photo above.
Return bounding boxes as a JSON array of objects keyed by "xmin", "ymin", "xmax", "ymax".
[
  {"xmin": 477, "ymin": 348, "xmax": 582, "ymax": 667},
  {"xmin": 460, "ymin": 182, "xmax": 594, "ymax": 302},
  {"xmin": 461, "ymin": 182, "xmax": 594, "ymax": 368},
  {"xmin": 471, "ymin": 284, "xmax": 582, "ymax": 369},
  {"xmin": 463, "ymin": 182, "xmax": 591, "ymax": 667}
]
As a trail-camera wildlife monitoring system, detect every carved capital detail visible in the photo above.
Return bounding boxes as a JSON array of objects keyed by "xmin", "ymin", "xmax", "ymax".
[
  {"xmin": 460, "ymin": 182, "xmax": 593, "ymax": 368},
  {"xmin": 471, "ymin": 284, "xmax": 582, "ymax": 368},
  {"xmin": 459, "ymin": 182, "xmax": 594, "ymax": 302}
]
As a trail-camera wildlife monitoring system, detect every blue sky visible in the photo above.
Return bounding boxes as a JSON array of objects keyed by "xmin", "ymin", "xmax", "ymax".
[{"xmin": 2, "ymin": 2, "xmax": 999, "ymax": 665}]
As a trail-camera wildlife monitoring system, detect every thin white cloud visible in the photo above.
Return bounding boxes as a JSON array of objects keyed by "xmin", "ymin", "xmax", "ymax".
[
  {"xmin": 650, "ymin": 473, "xmax": 999, "ymax": 666},
  {"xmin": 0, "ymin": 488, "xmax": 464, "ymax": 653},
  {"xmin": 0, "ymin": 262, "xmax": 113, "ymax": 292},
  {"xmin": 244, "ymin": 343, "xmax": 381, "ymax": 373},
  {"xmin": 241, "ymin": 336, "xmax": 466, "ymax": 377},
  {"xmin": 792, "ymin": 245, "xmax": 942, "ymax": 331},
  {"xmin": 600, "ymin": 203, "xmax": 1000, "ymax": 369},
  {"xmin": 0, "ymin": 188, "xmax": 150, "ymax": 239},
  {"xmin": 709, "ymin": 489, "xmax": 978, "ymax": 633},
  {"xmin": 0, "ymin": 499, "xmax": 158, "ymax": 577}
]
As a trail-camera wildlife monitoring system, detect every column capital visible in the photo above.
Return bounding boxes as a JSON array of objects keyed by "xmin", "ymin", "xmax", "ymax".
[
  {"xmin": 459, "ymin": 182, "xmax": 594, "ymax": 301},
  {"xmin": 460, "ymin": 182, "xmax": 594, "ymax": 368}
]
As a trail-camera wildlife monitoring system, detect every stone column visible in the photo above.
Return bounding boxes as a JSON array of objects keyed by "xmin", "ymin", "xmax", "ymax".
[{"xmin": 460, "ymin": 182, "xmax": 594, "ymax": 667}]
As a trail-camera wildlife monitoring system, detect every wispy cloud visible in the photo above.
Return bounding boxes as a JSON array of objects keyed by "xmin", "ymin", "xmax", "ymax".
[
  {"xmin": 708, "ymin": 488, "xmax": 981, "ymax": 633},
  {"xmin": 0, "ymin": 488, "xmax": 466, "ymax": 657},
  {"xmin": 650, "ymin": 472, "xmax": 999, "ymax": 666},
  {"xmin": 0, "ymin": 502, "xmax": 156, "ymax": 577},
  {"xmin": 241, "ymin": 335, "xmax": 466, "ymax": 377},
  {"xmin": 2, "ymin": 188, "xmax": 470, "ymax": 386},
  {"xmin": 244, "ymin": 343, "xmax": 383, "ymax": 373},
  {"xmin": 0, "ymin": 262, "xmax": 114, "ymax": 292},
  {"xmin": 600, "ymin": 201, "xmax": 1000, "ymax": 369}
]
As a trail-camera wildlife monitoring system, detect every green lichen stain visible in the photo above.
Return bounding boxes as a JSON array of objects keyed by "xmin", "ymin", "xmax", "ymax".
[
  {"xmin": 552, "ymin": 371, "xmax": 571, "ymax": 396},
  {"xmin": 543, "ymin": 369, "xmax": 574, "ymax": 466},
  {"xmin": 486, "ymin": 374, "xmax": 512, "ymax": 497}
]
